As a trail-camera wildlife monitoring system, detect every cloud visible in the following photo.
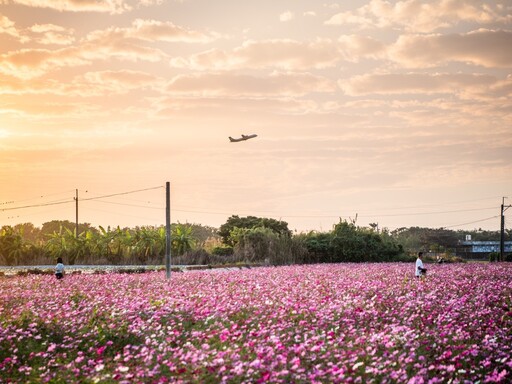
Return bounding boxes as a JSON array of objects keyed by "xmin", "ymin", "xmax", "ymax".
[
  {"xmin": 340, "ymin": 72, "xmax": 497, "ymax": 96},
  {"xmin": 82, "ymin": 69, "xmax": 158, "ymax": 87},
  {"xmin": 165, "ymin": 71, "xmax": 336, "ymax": 97},
  {"xmin": 0, "ymin": 13, "xmax": 18, "ymax": 37},
  {"xmin": 280, "ymin": 11, "xmax": 295, "ymax": 22},
  {"xmin": 389, "ymin": 29, "xmax": 512, "ymax": 68},
  {"xmin": 171, "ymin": 39, "xmax": 341, "ymax": 70},
  {"xmin": 1, "ymin": 15, "xmax": 75, "ymax": 45},
  {"xmin": 0, "ymin": 48, "xmax": 91, "ymax": 78},
  {"xmin": 0, "ymin": 18, "xmax": 212, "ymax": 78},
  {"xmin": 325, "ymin": 0, "xmax": 512, "ymax": 32},
  {"xmin": 1, "ymin": 0, "xmax": 133, "ymax": 14},
  {"xmin": 86, "ymin": 18, "xmax": 218, "ymax": 43},
  {"xmin": 60, "ymin": 69, "xmax": 161, "ymax": 95},
  {"xmin": 125, "ymin": 19, "xmax": 219, "ymax": 43},
  {"xmin": 153, "ymin": 96, "xmax": 319, "ymax": 117},
  {"xmin": 338, "ymin": 34, "xmax": 386, "ymax": 61},
  {"xmin": 29, "ymin": 24, "xmax": 75, "ymax": 45}
]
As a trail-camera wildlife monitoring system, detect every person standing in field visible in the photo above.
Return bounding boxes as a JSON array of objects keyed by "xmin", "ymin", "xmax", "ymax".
[
  {"xmin": 55, "ymin": 257, "xmax": 65, "ymax": 280},
  {"xmin": 415, "ymin": 252, "xmax": 427, "ymax": 278}
]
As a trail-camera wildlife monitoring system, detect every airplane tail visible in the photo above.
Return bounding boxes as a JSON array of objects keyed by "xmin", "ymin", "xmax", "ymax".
[{"xmin": 229, "ymin": 136, "xmax": 235, "ymax": 142}]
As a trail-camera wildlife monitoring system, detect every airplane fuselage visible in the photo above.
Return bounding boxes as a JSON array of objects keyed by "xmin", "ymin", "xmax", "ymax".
[{"xmin": 229, "ymin": 134, "xmax": 257, "ymax": 142}]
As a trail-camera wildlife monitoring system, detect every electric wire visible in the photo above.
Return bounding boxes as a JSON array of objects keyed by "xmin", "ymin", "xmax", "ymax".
[
  {"xmin": 441, "ymin": 215, "xmax": 500, "ymax": 229},
  {"xmin": 84, "ymin": 199, "xmax": 164, "ymax": 210},
  {"xmin": 0, "ymin": 199, "xmax": 74, "ymax": 212},
  {"xmin": 0, "ymin": 190, "xmax": 75, "ymax": 205},
  {"xmin": 0, "ymin": 186, "xmax": 164, "ymax": 212},
  {"xmin": 0, "ymin": 185, "xmax": 508, "ymax": 231},
  {"xmin": 80, "ymin": 186, "xmax": 164, "ymax": 202}
]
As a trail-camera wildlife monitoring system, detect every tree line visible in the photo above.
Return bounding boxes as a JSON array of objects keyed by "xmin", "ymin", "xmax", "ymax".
[{"xmin": 0, "ymin": 217, "xmax": 510, "ymax": 266}]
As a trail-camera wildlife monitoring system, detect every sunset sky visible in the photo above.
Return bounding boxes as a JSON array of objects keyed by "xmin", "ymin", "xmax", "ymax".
[{"xmin": 1, "ymin": 0, "xmax": 511, "ymax": 233}]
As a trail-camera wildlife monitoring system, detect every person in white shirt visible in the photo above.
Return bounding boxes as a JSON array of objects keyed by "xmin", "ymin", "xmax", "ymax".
[
  {"xmin": 55, "ymin": 257, "xmax": 65, "ymax": 280},
  {"xmin": 415, "ymin": 252, "xmax": 427, "ymax": 278}
]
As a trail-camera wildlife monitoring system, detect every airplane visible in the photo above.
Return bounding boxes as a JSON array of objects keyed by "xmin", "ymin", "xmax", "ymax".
[{"xmin": 229, "ymin": 134, "xmax": 258, "ymax": 142}]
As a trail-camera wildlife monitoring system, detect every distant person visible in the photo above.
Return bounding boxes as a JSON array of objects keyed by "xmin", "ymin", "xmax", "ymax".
[
  {"xmin": 55, "ymin": 257, "xmax": 64, "ymax": 280},
  {"xmin": 416, "ymin": 252, "xmax": 427, "ymax": 278}
]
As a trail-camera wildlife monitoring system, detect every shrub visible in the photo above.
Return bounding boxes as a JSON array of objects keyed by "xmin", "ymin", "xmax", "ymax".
[{"xmin": 212, "ymin": 246, "xmax": 234, "ymax": 256}]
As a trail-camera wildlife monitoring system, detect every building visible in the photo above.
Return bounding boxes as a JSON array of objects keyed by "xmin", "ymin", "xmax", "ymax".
[{"xmin": 456, "ymin": 241, "xmax": 512, "ymax": 260}]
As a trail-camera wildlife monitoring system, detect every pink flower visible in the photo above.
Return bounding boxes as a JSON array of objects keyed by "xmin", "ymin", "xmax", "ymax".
[{"xmin": 96, "ymin": 346, "xmax": 107, "ymax": 355}]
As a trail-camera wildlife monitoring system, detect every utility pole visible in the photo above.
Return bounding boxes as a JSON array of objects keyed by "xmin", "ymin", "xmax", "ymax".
[
  {"xmin": 500, "ymin": 197, "xmax": 511, "ymax": 262},
  {"xmin": 75, "ymin": 189, "xmax": 79, "ymax": 239},
  {"xmin": 165, "ymin": 182, "xmax": 171, "ymax": 279}
]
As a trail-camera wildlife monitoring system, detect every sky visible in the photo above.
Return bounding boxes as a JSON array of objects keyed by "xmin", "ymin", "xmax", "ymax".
[{"xmin": 0, "ymin": 0, "xmax": 511, "ymax": 234}]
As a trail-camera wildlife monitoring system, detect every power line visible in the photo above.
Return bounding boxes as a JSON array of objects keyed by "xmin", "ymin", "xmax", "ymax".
[
  {"xmin": 357, "ymin": 196, "xmax": 503, "ymax": 213},
  {"xmin": 0, "ymin": 186, "xmax": 164, "ymax": 213},
  {"xmin": 357, "ymin": 206, "xmax": 496, "ymax": 218},
  {"xmin": 168, "ymin": 205, "xmax": 495, "ymax": 219},
  {"xmin": 0, "ymin": 198, "xmax": 74, "ymax": 212},
  {"xmin": 85, "ymin": 199, "xmax": 164, "ymax": 210},
  {"xmin": 0, "ymin": 190, "xmax": 76, "ymax": 205},
  {"xmin": 442, "ymin": 215, "xmax": 500, "ymax": 229},
  {"xmin": 81, "ymin": 186, "xmax": 164, "ymax": 202}
]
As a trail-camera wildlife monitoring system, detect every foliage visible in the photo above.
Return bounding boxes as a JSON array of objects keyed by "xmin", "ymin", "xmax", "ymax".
[
  {"xmin": 1, "ymin": 218, "xmax": 509, "ymax": 266},
  {"xmin": 129, "ymin": 226, "xmax": 165, "ymax": 264},
  {"xmin": 211, "ymin": 246, "xmax": 234, "ymax": 256},
  {"xmin": 329, "ymin": 221, "xmax": 403, "ymax": 262},
  {"xmin": 390, "ymin": 226, "xmax": 511, "ymax": 256},
  {"xmin": 0, "ymin": 226, "xmax": 27, "ymax": 265},
  {"xmin": 45, "ymin": 226, "xmax": 89, "ymax": 265},
  {"xmin": 301, "ymin": 221, "xmax": 404, "ymax": 263},
  {"xmin": 41, "ymin": 220, "xmax": 97, "ymax": 239},
  {"xmin": 234, "ymin": 227, "xmax": 309, "ymax": 265},
  {"xmin": 172, "ymin": 223, "xmax": 195, "ymax": 256},
  {"xmin": 218, "ymin": 215, "xmax": 291, "ymax": 246},
  {"xmin": 298, "ymin": 231, "xmax": 331, "ymax": 263}
]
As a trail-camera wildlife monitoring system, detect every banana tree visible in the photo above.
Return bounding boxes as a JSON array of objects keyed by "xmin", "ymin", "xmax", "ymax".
[
  {"xmin": 45, "ymin": 226, "xmax": 69, "ymax": 263},
  {"xmin": 0, "ymin": 226, "xmax": 26, "ymax": 265},
  {"xmin": 46, "ymin": 226, "xmax": 88, "ymax": 265},
  {"xmin": 132, "ymin": 227, "xmax": 156, "ymax": 264},
  {"xmin": 65, "ymin": 228, "xmax": 89, "ymax": 265},
  {"xmin": 172, "ymin": 224, "xmax": 195, "ymax": 256},
  {"xmin": 90, "ymin": 226, "xmax": 128, "ymax": 264}
]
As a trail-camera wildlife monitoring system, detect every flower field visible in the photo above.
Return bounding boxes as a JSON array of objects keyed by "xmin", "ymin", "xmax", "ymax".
[{"xmin": 1, "ymin": 263, "xmax": 511, "ymax": 383}]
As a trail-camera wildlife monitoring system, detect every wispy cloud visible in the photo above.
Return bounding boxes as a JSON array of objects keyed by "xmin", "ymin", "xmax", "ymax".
[
  {"xmin": 389, "ymin": 29, "xmax": 512, "ymax": 68},
  {"xmin": 325, "ymin": 0, "xmax": 512, "ymax": 32},
  {"xmin": 0, "ymin": 18, "xmax": 217, "ymax": 78},
  {"xmin": 340, "ymin": 72, "xmax": 498, "ymax": 96},
  {"xmin": 1, "ymin": 0, "xmax": 133, "ymax": 14},
  {"xmin": 165, "ymin": 71, "xmax": 336, "ymax": 97},
  {"xmin": 171, "ymin": 39, "xmax": 341, "ymax": 70}
]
